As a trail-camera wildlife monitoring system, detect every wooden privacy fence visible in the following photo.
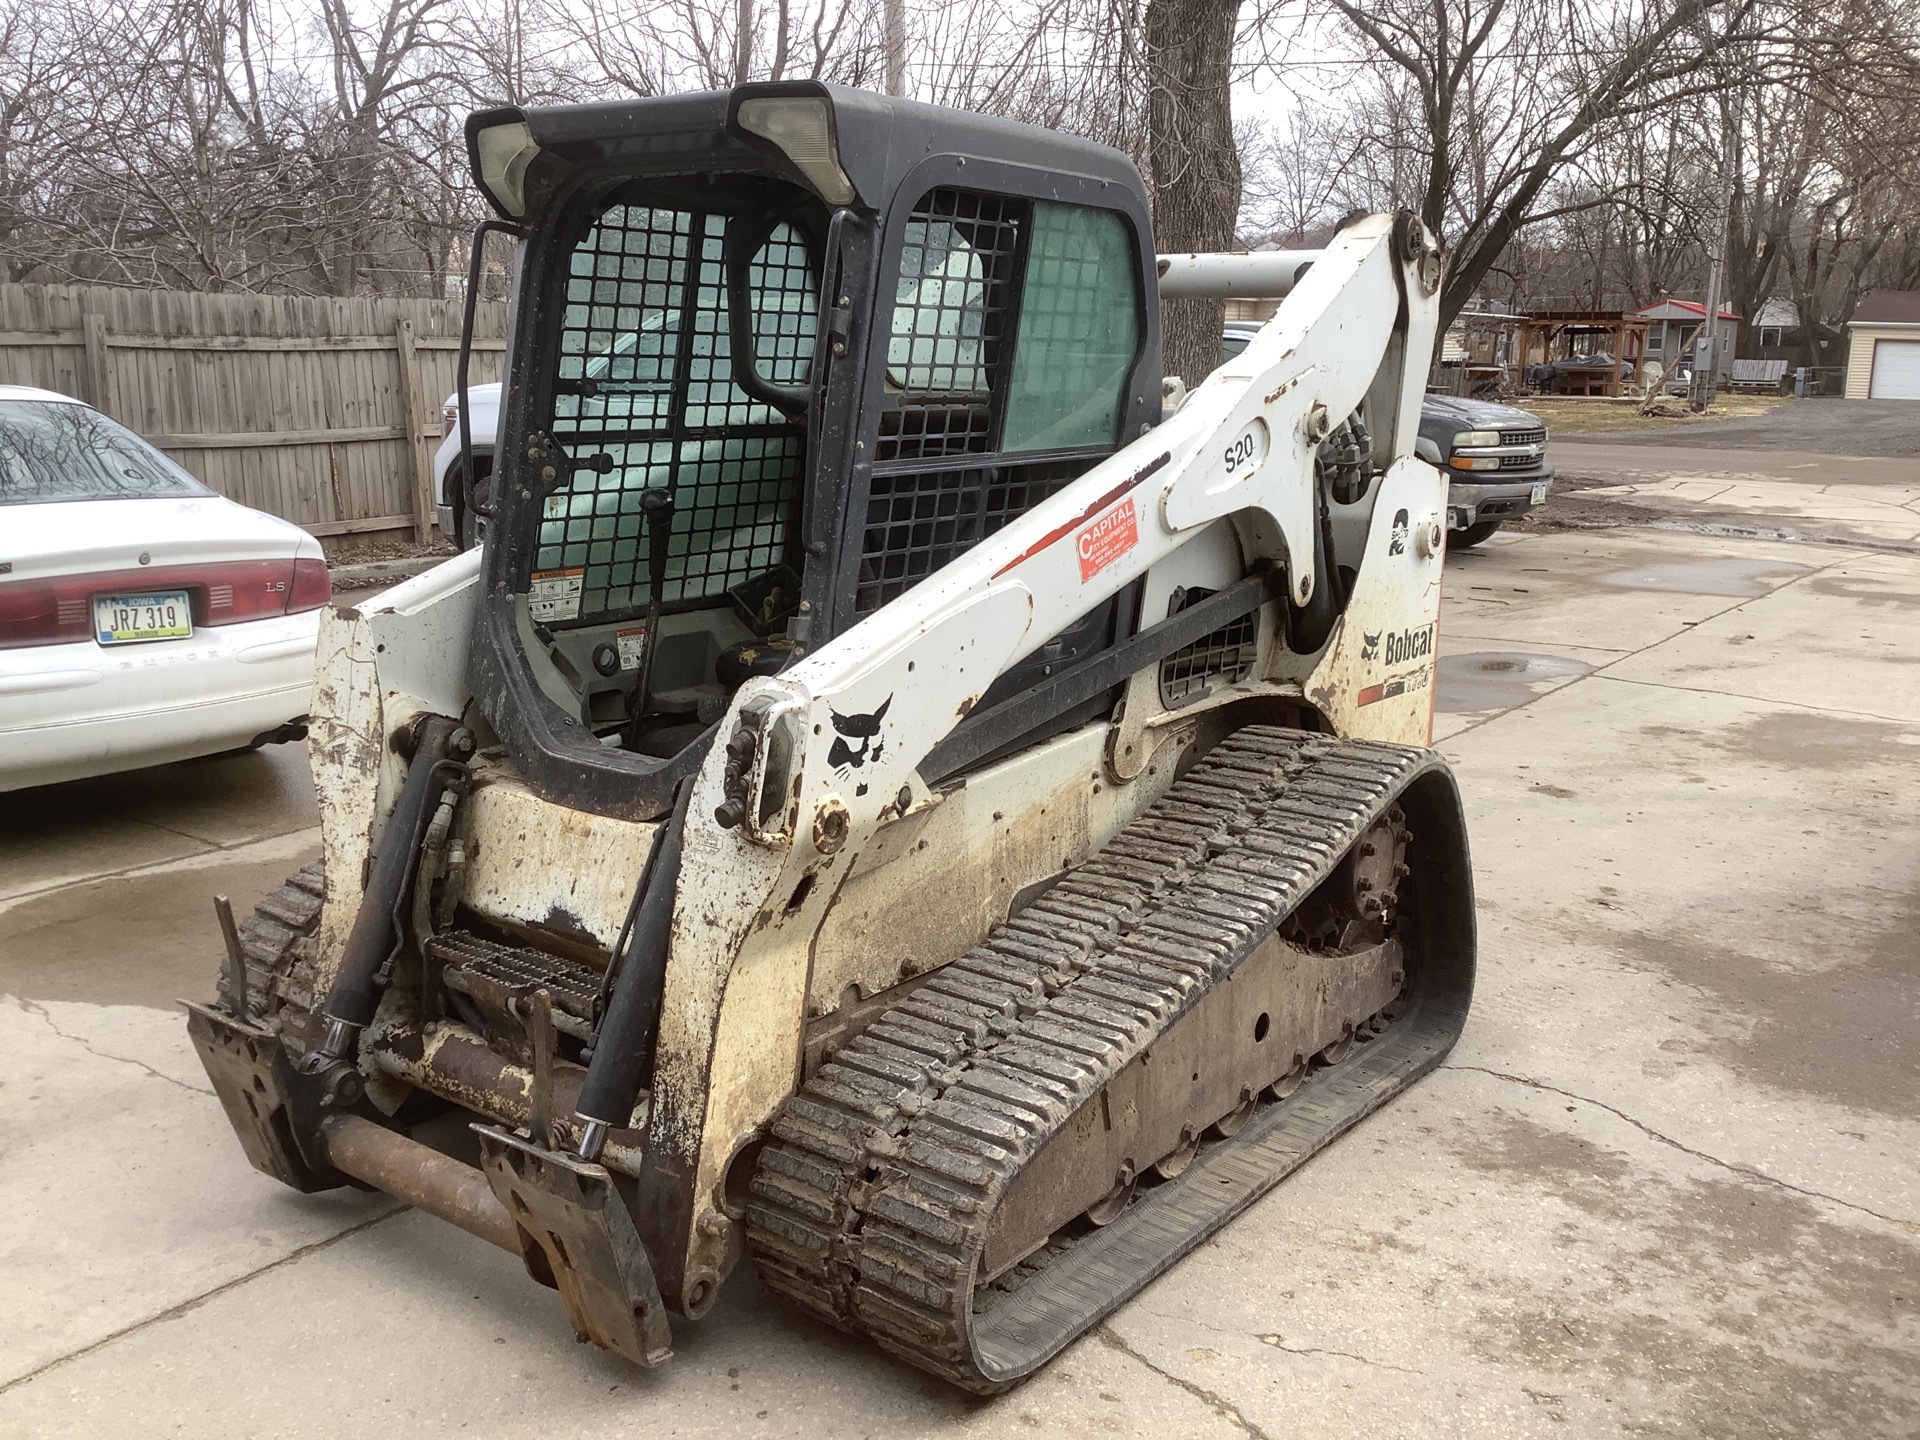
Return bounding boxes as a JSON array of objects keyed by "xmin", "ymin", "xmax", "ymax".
[{"xmin": 0, "ymin": 283, "xmax": 509, "ymax": 541}]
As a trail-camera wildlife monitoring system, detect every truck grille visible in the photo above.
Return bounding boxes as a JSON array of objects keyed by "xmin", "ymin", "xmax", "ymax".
[
  {"xmin": 1498, "ymin": 452, "xmax": 1542, "ymax": 470},
  {"xmin": 1500, "ymin": 427, "xmax": 1546, "ymax": 447}
]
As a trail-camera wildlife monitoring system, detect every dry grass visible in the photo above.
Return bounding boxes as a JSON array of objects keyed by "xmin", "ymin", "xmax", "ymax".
[{"xmin": 1529, "ymin": 392, "xmax": 1792, "ymax": 435}]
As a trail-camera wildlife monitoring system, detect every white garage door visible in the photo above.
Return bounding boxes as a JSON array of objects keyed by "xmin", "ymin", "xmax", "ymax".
[{"xmin": 1869, "ymin": 338, "xmax": 1920, "ymax": 398}]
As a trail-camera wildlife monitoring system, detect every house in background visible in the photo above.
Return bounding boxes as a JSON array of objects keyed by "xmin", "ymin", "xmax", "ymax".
[
  {"xmin": 1845, "ymin": 291, "xmax": 1920, "ymax": 399},
  {"xmin": 1751, "ymin": 297, "xmax": 1799, "ymax": 358},
  {"xmin": 1749, "ymin": 297, "xmax": 1846, "ymax": 371},
  {"xmin": 1636, "ymin": 298, "xmax": 1740, "ymax": 381}
]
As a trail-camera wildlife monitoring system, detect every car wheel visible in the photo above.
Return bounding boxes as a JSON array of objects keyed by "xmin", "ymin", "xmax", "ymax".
[{"xmin": 1453, "ymin": 520, "xmax": 1502, "ymax": 548}]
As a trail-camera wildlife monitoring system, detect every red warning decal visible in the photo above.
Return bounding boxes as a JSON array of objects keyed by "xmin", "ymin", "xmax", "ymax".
[{"xmin": 1076, "ymin": 497, "xmax": 1138, "ymax": 581}]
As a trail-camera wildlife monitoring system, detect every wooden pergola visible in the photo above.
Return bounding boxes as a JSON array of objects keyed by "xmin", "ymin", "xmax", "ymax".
[{"xmin": 1517, "ymin": 311, "xmax": 1652, "ymax": 397}]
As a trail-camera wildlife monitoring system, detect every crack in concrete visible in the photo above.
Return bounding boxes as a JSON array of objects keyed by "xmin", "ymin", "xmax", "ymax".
[
  {"xmin": 1254, "ymin": 1333, "xmax": 1426, "ymax": 1375},
  {"xmin": 1094, "ymin": 1326, "xmax": 1272, "ymax": 1440},
  {"xmin": 1445, "ymin": 1064, "xmax": 1920, "ymax": 1232},
  {"xmin": 1594, "ymin": 673, "xmax": 1915, "ymax": 727},
  {"xmin": 13, "ymin": 997, "xmax": 213, "ymax": 1097},
  {"xmin": 0, "ymin": 1205, "xmax": 406, "ymax": 1396},
  {"xmin": 1128, "ymin": 1303, "xmax": 1427, "ymax": 1378}
]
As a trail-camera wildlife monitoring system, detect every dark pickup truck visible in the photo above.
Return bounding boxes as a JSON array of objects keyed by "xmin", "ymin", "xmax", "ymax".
[{"xmin": 1222, "ymin": 323, "xmax": 1552, "ymax": 548}]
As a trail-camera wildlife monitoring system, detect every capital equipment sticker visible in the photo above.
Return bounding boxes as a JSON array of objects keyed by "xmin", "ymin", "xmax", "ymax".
[
  {"xmin": 616, "ymin": 626, "xmax": 647, "ymax": 671},
  {"xmin": 529, "ymin": 567, "xmax": 584, "ymax": 623},
  {"xmin": 1077, "ymin": 497, "xmax": 1138, "ymax": 581}
]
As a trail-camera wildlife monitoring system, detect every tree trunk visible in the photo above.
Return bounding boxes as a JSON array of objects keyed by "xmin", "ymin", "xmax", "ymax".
[{"xmin": 1145, "ymin": 0, "xmax": 1242, "ymax": 389}]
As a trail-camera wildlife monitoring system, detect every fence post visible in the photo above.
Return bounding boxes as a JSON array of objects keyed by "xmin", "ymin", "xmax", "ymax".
[
  {"xmin": 393, "ymin": 317, "xmax": 435, "ymax": 543},
  {"xmin": 82, "ymin": 313, "xmax": 113, "ymax": 416}
]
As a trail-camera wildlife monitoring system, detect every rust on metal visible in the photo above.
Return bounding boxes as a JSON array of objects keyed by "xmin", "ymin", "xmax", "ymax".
[
  {"xmin": 363, "ymin": 1016, "xmax": 647, "ymax": 1171},
  {"xmin": 320, "ymin": 1113, "xmax": 519, "ymax": 1253},
  {"xmin": 811, "ymin": 794, "xmax": 850, "ymax": 856}
]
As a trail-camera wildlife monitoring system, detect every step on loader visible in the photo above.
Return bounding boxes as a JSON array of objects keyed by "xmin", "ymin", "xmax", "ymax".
[{"xmin": 188, "ymin": 81, "xmax": 1474, "ymax": 1391}]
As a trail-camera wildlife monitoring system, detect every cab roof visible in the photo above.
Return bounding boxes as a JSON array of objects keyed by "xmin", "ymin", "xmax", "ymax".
[{"xmin": 470, "ymin": 82, "xmax": 1147, "ymax": 224}]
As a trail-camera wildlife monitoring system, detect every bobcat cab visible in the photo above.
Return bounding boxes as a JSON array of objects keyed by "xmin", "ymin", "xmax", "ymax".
[{"xmin": 189, "ymin": 80, "xmax": 1474, "ymax": 1392}]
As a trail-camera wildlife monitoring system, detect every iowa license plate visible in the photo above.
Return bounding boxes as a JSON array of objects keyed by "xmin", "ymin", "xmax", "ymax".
[{"xmin": 95, "ymin": 590, "xmax": 193, "ymax": 644}]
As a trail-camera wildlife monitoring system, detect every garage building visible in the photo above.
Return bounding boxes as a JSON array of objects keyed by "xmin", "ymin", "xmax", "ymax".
[{"xmin": 1844, "ymin": 290, "xmax": 1920, "ymax": 398}]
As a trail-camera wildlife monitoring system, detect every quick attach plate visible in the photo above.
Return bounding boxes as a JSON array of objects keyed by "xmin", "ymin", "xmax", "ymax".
[
  {"xmin": 184, "ymin": 1002, "xmax": 342, "ymax": 1193},
  {"xmin": 473, "ymin": 1125, "xmax": 673, "ymax": 1366}
]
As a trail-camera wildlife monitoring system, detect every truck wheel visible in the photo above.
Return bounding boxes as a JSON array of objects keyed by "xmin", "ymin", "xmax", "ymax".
[
  {"xmin": 451, "ymin": 459, "xmax": 492, "ymax": 550},
  {"xmin": 216, "ymin": 861, "xmax": 325, "ymax": 1053},
  {"xmin": 1453, "ymin": 520, "xmax": 1502, "ymax": 548}
]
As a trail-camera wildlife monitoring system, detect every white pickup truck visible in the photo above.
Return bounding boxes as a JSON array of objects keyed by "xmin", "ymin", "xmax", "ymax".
[{"xmin": 431, "ymin": 382, "xmax": 501, "ymax": 548}]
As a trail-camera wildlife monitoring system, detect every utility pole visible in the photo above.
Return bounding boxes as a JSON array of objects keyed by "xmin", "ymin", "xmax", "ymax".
[
  {"xmin": 1690, "ymin": 33, "xmax": 1737, "ymax": 412},
  {"xmin": 736, "ymin": 0, "xmax": 753, "ymax": 85},
  {"xmin": 885, "ymin": 0, "xmax": 906, "ymax": 96}
]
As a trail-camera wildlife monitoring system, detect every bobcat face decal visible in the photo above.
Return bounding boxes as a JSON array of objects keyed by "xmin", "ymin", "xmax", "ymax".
[{"xmin": 828, "ymin": 695, "xmax": 892, "ymax": 771}]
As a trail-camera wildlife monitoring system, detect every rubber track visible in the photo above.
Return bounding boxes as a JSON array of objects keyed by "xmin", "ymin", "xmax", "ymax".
[
  {"xmin": 745, "ymin": 726, "xmax": 1472, "ymax": 1390},
  {"xmin": 215, "ymin": 860, "xmax": 325, "ymax": 1035}
]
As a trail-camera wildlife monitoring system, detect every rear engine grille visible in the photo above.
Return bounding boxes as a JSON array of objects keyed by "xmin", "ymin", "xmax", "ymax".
[{"xmin": 1159, "ymin": 587, "xmax": 1258, "ymax": 706}]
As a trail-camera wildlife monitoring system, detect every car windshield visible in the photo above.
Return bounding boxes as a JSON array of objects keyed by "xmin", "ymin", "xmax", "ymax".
[{"xmin": 0, "ymin": 400, "xmax": 212, "ymax": 505}]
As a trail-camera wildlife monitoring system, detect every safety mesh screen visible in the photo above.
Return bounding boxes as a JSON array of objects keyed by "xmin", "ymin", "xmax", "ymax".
[
  {"xmin": 536, "ymin": 207, "xmax": 812, "ymax": 620},
  {"xmin": 855, "ymin": 458, "xmax": 1079, "ymax": 614},
  {"xmin": 877, "ymin": 189, "xmax": 1023, "ymax": 463},
  {"xmin": 1158, "ymin": 587, "xmax": 1259, "ymax": 706},
  {"xmin": 751, "ymin": 223, "xmax": 817, "ymax": 387}
]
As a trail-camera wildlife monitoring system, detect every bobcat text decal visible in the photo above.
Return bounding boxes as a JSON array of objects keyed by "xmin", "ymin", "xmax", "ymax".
[{"xmin": 1378, "ymin": 624, "xmax": 1434, "ymax": 667}]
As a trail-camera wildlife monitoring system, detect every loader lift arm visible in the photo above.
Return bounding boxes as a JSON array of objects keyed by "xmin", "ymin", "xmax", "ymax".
[{"xmin": 704, "ymin": 212, "xmax": 1441, "ymax": 870}]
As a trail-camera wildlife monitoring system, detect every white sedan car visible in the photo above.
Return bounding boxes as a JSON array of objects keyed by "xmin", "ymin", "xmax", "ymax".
[{"xmin": 0, "ymin": 385, "xmax": 328, "ymax": 792}]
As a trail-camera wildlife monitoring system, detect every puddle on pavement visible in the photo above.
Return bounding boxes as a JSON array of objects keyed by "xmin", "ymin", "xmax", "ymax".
[
  {"xmin": 1600, "ymin": 557, "xmax": 1808, "ymax": 597},
  {"xmin": 1437, "ymin": 651, "xmax": 1595, "ymax": 714}
]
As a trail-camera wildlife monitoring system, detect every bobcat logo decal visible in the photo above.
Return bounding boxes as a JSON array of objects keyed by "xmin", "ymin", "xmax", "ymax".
[{"xmin": 828, "ymin": 695, "xmax": 892, "ymax": 770}]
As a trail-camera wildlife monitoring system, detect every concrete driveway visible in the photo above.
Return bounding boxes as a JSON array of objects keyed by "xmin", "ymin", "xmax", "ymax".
[{"xmin": 2, "ymin": 525, "xmax": 1915, "ymax": 1438}]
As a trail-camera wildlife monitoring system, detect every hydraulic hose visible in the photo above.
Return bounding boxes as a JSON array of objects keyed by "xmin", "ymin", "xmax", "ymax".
[
  {"xmin": 573, "ymin": 778, "xmax": 695, "ymax": 1156},
  {"xmin": 314, "ymin": 718, "xmax": 460, "ymax": 1056}
]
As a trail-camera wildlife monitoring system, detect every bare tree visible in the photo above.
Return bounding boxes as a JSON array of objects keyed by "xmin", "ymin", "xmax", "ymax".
[
  {"xmin": 10, "ymin": 0, "xmax": 1906, "ymax": 340},
  {"xmin": 1141, "ymin": 0, "xmax": 1243, "ymax": 383},
  {"xmin": 1283, "ymin": 0, "xmax": 1785, "ymax": 329}
]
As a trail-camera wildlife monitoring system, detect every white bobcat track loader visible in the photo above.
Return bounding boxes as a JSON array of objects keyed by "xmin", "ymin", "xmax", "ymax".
[{"xmin": 188, "ymin": 80, "xmax": 1474, "ymax": 1392}]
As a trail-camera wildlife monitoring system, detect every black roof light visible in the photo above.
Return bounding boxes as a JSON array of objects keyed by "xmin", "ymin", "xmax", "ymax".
[
  {"xmin": 728, "ymin": 86, "xmax": 857, "ymax": 207},
  {"xmin": 470, "ymin": 112, "xmax": 541, "ymax": 218}
]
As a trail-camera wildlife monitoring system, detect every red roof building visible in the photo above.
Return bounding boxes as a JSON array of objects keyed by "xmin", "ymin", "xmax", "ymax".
[{"xmin": 1635, "ymin": 298, "xmax": 1741, "ymax": 381}]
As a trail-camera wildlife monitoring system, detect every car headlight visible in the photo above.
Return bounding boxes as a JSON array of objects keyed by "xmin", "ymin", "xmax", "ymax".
[
  {"xmin": 1452, "ymin": 429, "xmax": 1499, "ymax": 447},
  {"xmin": 1448, "ymin": 456, "xmax": 1501, "ymax": 471}
]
